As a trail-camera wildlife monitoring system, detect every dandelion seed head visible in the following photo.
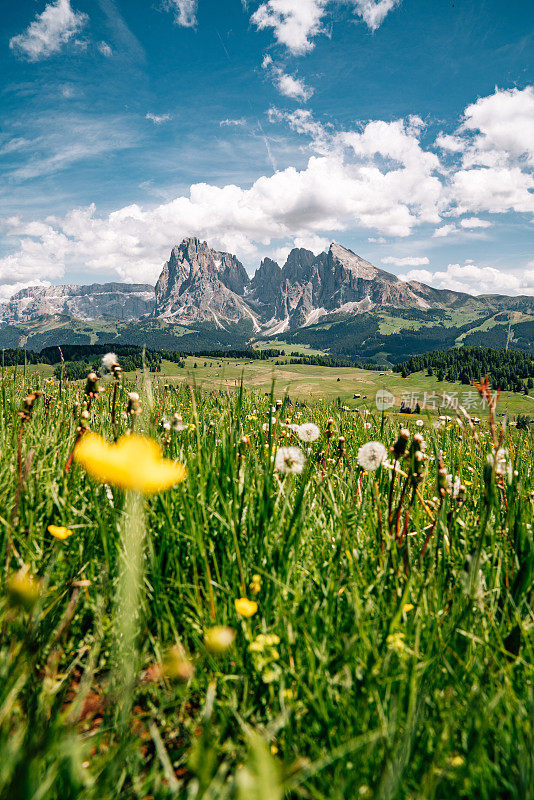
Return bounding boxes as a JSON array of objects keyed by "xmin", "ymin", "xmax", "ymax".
[
  {"xmin": 297, "ymin": 422, "xmax": 320, "ymax": 442},
  {"xmin": 102, "ymin": 352, "xmax": 118, "ymax": 371},
  {"xmin": 357, "ymin": 441, "xmax": 387, "ymax": 470},
  {"xmin": 275, "ymin": 446, "xmax": 306, "ymax": 474}
]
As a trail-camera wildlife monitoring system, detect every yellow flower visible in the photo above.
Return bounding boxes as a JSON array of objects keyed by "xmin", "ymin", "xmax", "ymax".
[
  {"xmin": 234, "ymin": 597, "xmax": 258, "ymax": 617},
  {"xmin": 7, "ymin": 567, "xmax": 41, "ymax": 610},
  {"xmin": 403, "ymin": 603, "xmax": 414, "ymax": 613},
  {"xmin": 205, "ymin": 626, "xmax": 236, "ymax": 654},
  {"xmin": 48, "ymin": 525, "xmax": 74, "ymax": 540},
  {"xmin": 74, "ymin": 432, "xmax": 186, "ymax": 495},
  {"xmin": 249, "ymin": 574, "xmax": 262, "ymax": 595}
]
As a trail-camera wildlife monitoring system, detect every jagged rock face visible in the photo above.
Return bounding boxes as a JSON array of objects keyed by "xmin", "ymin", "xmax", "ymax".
[
  {"xmin": 0, "ymin": 283, "xmax": 155, "ymax": 322},
  {"xmin": 154, "ymin": 237, "xmax": 253, "ymax": 324},
  {"xmin": 5, "ymin": 237, "xmax": 531, "ymax": 333},
  {"xmin": 252, "ymin": 243, "xmax": 451, "ymax": 329}
]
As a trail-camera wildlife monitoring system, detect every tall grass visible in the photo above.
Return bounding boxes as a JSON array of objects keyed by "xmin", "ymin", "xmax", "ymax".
[{"xmin": 0, "ymin": 370, "xmax": 533, "ymax": 799}]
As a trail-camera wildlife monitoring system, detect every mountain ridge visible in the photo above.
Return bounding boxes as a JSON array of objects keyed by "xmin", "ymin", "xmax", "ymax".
[{"xmin": 1, "ymin": 237, "xmax": 532, "ymax": 361}]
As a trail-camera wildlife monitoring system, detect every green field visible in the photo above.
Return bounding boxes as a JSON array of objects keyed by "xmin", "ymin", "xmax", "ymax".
[{"xmin": 126, "ymin": 357, "xmax": 534, "ymax": 417}]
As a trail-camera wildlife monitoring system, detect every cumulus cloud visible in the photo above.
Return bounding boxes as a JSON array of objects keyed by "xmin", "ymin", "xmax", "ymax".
[
  {"xmin": 251, "ymin": 0, "xmax": 400, "ymax": 55},
  {"xmin": 2, "ymin": 86, "xmax": 533, "ymax": 295},
  {"xmin": 399, "ymin": 262, "xmax": 534, "ymax": 296},
  {"xmin": 439, "ymin": 86, "xmax": 534, "ymax": 217},
  {"xmin": 0, "ymin": 128, "xmax": 445, "ymax": 290},
  {"xmin": 433, "ymin": 224, "xmax": 457, "ymax": 238},
  {"xmin": 381, "ymin": 256, "xmax": 429, "ymax": 267},
  {"xmin": 146, "ymin": 113, "xmax": 172, "ymax": 124},
  {"xmin": 0, "ymin": 279, "xmax": 52, "ymax": 303},
  {"xmin": 9, "ymin": 0, "xmax": 88, "ymax": 61},
  {"xmin": 459, "ymin": 217, "xmax": 492, "ymax": 229},
  {"xmin": 166, "ymin": 0, "xmax": 198, "ymax": 27}
]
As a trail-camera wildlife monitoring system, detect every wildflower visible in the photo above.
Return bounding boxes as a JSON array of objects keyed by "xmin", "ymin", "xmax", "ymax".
[
  {"xmin": 102, "ymin": 352, "xmax": 119, "ymax": 372},
  {"xmin": 297, "ymin": 423, "xmax": 320, "ymax": 442},
  {"xmin": 446, "ymin": 474, "xmax": 462, "ymax": 498},
  {"xmin": 249, "ymin": 574, "xmax": 262, "ymax": 595},
  {"xmin": 234, "ymin": 597, "xmax": 258, "ymax": 617},
  {"xmin": 363, "ymin": 421, "xmax": 372, "ymax": 429},
  {"xmin": 490, "ymin": 447, "xmax": 507, "ymax": 475},
  {"xmin": 172, "ymin": 413, "xmax": 188, "ymax": 432},
  {"xmin": 415, "ymin": 419, "xmax": 424, "ymax": 427},
  {"xmin": 403, "ymin": 603, "xmax": 414, "ymax": 613},
  {"xmin": 48, "ymin": 525, "xmax": 74, "ymax": 540},
  {"xmin": 127, "ymin": 391, "xmax": 141, "ymax": 416},
  {"xmin": 357, "ymin": 441, "xmax": 387, "ymax": 470},
  {"xmin": 74, "ymin": 432, "xmax": 186, "ymax": 494},
  {"xmin": 205, "ymin": 626, "xmax": 236, "ymax": 654},
  {"xmin": 7, "ymin": 567, "xmax": 41, "ymax": 611},
  {"xmin": 163, "ymin": 645, "xmax": 195, "ymax": 681},
  {"xmin": 275, "ymin": 446, "xmax": 306, "ymax": 475}
]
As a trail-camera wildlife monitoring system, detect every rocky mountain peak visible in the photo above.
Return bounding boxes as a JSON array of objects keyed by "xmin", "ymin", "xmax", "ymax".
[
  {"xmin": 328, "ymin": 242, "xmax": 381, "ymax": 281},
  {"xmin": 154, "ymin": 237, "xmax": 253, "ymax": 324}
]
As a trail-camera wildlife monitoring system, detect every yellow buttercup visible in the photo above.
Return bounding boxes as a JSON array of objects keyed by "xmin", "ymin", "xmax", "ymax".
[{"xmin": 74, "ymin": 432, "xmax": 187, "ymax": 495}]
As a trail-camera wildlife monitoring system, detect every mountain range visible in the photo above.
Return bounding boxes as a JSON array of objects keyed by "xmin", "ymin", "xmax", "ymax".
[{"xmin": 1, "ymin": 237, "xmax": 533, "ymax": 362}]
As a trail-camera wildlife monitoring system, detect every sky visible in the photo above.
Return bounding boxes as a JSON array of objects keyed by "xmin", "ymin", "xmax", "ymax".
[{"xmin": 0, "ymin": 0, "xmax": 533, "ymax": 300}]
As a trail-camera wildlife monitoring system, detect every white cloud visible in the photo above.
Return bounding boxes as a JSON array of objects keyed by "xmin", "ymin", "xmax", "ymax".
[
  {"xmin": 450, "ymin": 166, "xmax": 534, "ymax": 216},
  {"xmin": 9, "ymin": 0, "xmax": 88, "ymax": 61},
  {"xmin": 166, "ymin": 0, "xmax": 198, "ymax": 28},
  {"xmin": 0, "ymin": 135, "xmax": 445, "ymax": 289},
  {"xmin": 435, "ymin": 133, "xmax": 465, "ymax": 153},
  {"xmin": 98, "ymin": 41, "xmax": 113, "ymax": 57},
  {"xmin": 276, "ymin": 72, "xmax": 314, "ymax": 101},
  {"xmin": 461, "ymin": 86, "xmax": 534, "ymax": 167},
  {"xmin": 252, "ymin": 0, "xmax": 327, "ymax": 55},
  {"xmin": 251, "ymin": 0, "xmax": 400, "ymax": 55},
  {"xmin": 0, "ymin": 279, "xmax": 52, "ymax": 303},
  {"xmin": 220, "ymin": 118, "xmax": 247, "ymax": 127},
  {"xmin": 263, "ymin": 59, "xmax": 314, "ymax": 101},
  {"xmin": 438, "ymin": 87, "xmax": 534, "ymax": 218},
  {"xmin": 146, "ymin": 113, "xmax": 172, "ymax": 125},
  {"xmin": 350, "ymin": 0, "xmax": 401, "ymax": 32},
  {"xmin": 2, "ymin": 115, "xmax": 138, "ymax": 181},
  {"xmin": 400, "ymin": 262, "xmax": 534, "ymax": 296},
  {"xmin": 433, "ymin": 224, "xmax": 457, "ymax": 238},
  {"xmin": 381, "ymin": 256, "xmax": 429, "ymax": 267},
  {"xmin": 459, "ymin": 217, "xmax": 492, "ymax": 229}
]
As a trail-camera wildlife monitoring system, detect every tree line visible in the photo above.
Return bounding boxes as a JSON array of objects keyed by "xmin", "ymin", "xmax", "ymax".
[{"xmin": 394, "ymin": 346, "xmax": 534, "ymax": 393}]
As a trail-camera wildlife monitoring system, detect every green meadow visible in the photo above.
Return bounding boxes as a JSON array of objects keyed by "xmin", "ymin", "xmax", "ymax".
[{"xmin": 0, "ymin": 358, "xmax": 533, "ymax": 799}]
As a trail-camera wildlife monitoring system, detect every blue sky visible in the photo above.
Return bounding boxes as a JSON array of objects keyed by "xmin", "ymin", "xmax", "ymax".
[{"xmin": 1, "ymin": 0, "xmax": 533, "ymax": 298}]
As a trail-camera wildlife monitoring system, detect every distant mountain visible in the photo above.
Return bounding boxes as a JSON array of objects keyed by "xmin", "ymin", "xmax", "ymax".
[
  {"xmin": 1, "ymin": 237, "xmax": 532, "ymax": 362},
  {"xmin": 1, "ymin": 283, "xmax": 155, "ymax": 322}
]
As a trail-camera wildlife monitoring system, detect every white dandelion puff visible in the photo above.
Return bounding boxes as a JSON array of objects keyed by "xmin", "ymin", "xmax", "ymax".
[
  {"xmin": 297, "ymin": 423, "xmax": 320, "ymax": 442},
  {"xmin": 172, "ymin": 413, "xmax": 188, "ymax": 432},
  {"xmin": 357, "ymin": 441, "xmax": 387, "ymax": 471},
  {"xmin": 275, "ymin": 446, "xmax": 306, "ymax": 475},
  {"xmin": 415, "ymin": 419, "xmax": 424, "ymax": 427},
  {"xmin": 102, "ymin": 352, "xmax": 118, "ymax": 371}
]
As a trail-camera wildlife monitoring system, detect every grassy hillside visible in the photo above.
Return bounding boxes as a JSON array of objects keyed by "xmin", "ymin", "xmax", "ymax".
[{"xmin": 2, "ymin": 306, "xmax": 532, "ymax": 364}]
